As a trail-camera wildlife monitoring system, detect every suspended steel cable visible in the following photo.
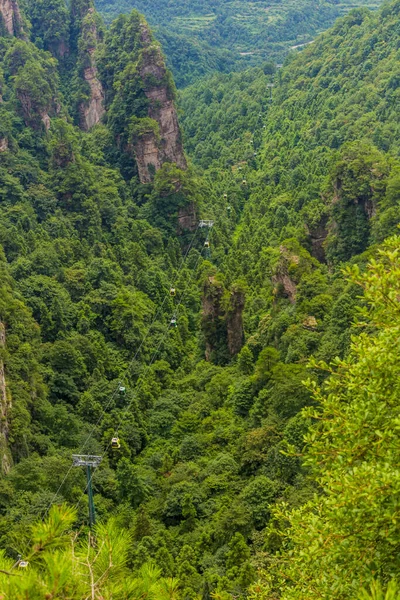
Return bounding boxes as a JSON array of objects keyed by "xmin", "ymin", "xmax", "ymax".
[
  {"xmin": 28, "ymin": 223, "xmax": 209, "ymax": 544},
  {"xmin": 39, "ymin": 222, "xmax": 202, "ymax": 516},
  {"xmin": 14, "ymin": 221, "xmax": 207, "ymax": 563},
  {"xmin": 71, "ymin": 227, "xmax": 213, "ymax": 520}
]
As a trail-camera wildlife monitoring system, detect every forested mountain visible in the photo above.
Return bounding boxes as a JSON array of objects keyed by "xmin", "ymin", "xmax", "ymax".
[
  {"xmin": 1, "ymin": 0, "xmax": 400, "ymax": 597},
  {"xmin": 96, "ymin": 0, "xmax": 383, "ymax": 86}
]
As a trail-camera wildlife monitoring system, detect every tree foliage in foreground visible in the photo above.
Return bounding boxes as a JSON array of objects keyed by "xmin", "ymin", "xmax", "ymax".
[
  {"xmin": 0, "ymin": 504, "xmax": 180, "ymax": 599},
  {"xmin": 249, "ymin": 235, "xmax": 400, "ymax": 598}
]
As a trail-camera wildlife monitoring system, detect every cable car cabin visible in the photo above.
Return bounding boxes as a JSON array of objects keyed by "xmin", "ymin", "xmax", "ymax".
[
  {"xmin": 111, "ymin": 437, "xmax": 121, "ymax": 450},
  {"xmin": 242, "ymin": 180, "xmax": 247, "ymax": 185},
  {"xmin": 204, "ymin": 241, "xmax": 210, "ymax": 248},
  {"xmin": 227, "ymin": 205, "xmax": 232, "ymax": 212},
  {"xmin": 223, "ymin": 193, "xmax": 228, "ymax": 199},
  {"xmin": 170, "ymin": 287, "xmax": 176, "ymax": 296},
  {"xmin": 18, "ymin": 561, "xmax": 29, "ymax": 568},
  {"xmin": 118, "ymin": 385, "xmax": 126, "ymax": 395},
  {"xmin": 170, "ymin": 317, "xmax": 177, "ymax": 327}
]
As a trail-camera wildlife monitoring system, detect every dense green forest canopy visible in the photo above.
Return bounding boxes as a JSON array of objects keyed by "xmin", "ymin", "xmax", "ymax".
[
  {"xmin": 1, "ymin": 0, "xmax": 400, "ymax": 597},
  {"xmin": 96, "ymin": 0, "xmax": 384, "ymax": 86}
]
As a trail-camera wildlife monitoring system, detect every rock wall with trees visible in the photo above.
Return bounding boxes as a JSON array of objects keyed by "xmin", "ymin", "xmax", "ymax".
[{"xmin": 0, "ymin": 0, "xmax": 400, "ymax": 598}]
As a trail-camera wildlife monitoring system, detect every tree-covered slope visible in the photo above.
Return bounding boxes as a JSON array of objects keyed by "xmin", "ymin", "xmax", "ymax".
[
  {"xmin": 181, "ymin": 0, "xmax": 400, "ymax": 276},
  {"xmin": 96, "ymin": 0, "xmax": 384, "ymax": 86},
  {"xmin": 249, "ymin": 235, "xmax": 400, "ymax": 597},
  {"xmin": 218, "ymin": 0, "xmax": 400, "ymax": 281},
  {"xmin": 179, "ymin": 66, "xmax": 272, "ymax": 169},
  {"xmin": 2, "ymin": 0, "xmax": 400, "ymax": 598},
  {"xmin": 176, "ymin": 1, "xmax": 400, "ymax": 596}
]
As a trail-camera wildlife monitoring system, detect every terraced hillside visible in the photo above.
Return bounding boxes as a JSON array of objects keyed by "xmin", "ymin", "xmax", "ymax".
[{"xmin": 96, "ymin": 0, "xmax": 383, "ymax": 85}]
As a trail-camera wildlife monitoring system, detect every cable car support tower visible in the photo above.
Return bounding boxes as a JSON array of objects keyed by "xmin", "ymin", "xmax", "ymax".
[{"xmin": 72, "ymin": 454, "xmax": 102, "ymax": 527}]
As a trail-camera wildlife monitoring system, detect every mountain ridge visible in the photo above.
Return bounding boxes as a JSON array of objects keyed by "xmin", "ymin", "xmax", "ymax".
[{"xmin": 96, "ymin": 0, "xmax": 384, "ymax": 86}]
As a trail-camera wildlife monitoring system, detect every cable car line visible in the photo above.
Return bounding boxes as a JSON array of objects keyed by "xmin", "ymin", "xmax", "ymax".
[
  {"xmin": 105, "ymin": 227, "xmax": 212, "ymax": 445},
  {"xmin": 11, "ymin": 221, "xmax": 205, "ymax": 565},
  {"xmin": 31, "ymin": 220, "xmax": 211, "ymax": 538},
  {"xmin": 29, "ymin": 50, "xmax": 275, "ymax": 536},
  {"xmin": 71, "ymin": 227, "xmax": 213, "ymax": 521}
]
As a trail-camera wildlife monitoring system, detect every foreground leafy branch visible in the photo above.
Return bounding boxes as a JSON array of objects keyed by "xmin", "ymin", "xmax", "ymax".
[
  {"xmin": 249, "ymin": 235, "xmax": 400, "ymax": 599},
  {"xmin": 0, "ymin": 504, "xmax": 181, "ymax": 599}
]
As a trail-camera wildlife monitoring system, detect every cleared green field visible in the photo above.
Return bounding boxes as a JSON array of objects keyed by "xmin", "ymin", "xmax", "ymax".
[{"xmin": 173, "ymin": 15, "xmax": 216, "ymax": 32}]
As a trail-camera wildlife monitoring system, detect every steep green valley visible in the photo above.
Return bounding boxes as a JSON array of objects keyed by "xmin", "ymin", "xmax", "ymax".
[
  {"xmin": 96, "ymin": 0, "xmax": 384, "ymax": 86},
  {"xmin": 1, "ymin": 0, "xmax": 400, "ymax": 598}
]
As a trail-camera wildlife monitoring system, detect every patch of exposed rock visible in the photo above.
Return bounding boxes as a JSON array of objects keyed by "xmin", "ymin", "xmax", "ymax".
[
  {"xmin": 0, "ymin": 0, "xmax": 26, "ymax": 38},
  {"xmin": 49, "ymin": 38, "xmax": 70, "ymax": 60},
  {"xmin": 305, "ymin": 217, "xmax": 328, "ymax": 263},
  {"xmin": 0, "ymin": 323, "xmax": 12, "ymax": 475},
  {"xmin": 227, "ymin": 287, "xmax": 245, "ymax": 356},
  {"xmin": 16, "ymin": 89, "xmax": 56, "ymax": 130},
  {"xmin": 202, "ymin": 276, "xmax": 245, "ymax": 361},
  {"xmin": 78, "ymin": 8, "xmax": 105, "ymax": 131},
  {"xmin": 133, "ymin": 24, "xmax": 186, "ymax": 183},
  {"xmin": 272, "ymin": 246, "xmax": 299, "ymax": 303},
  {"xmin": 202, "ymin": 276, "xmax": 224, "ymax": 361},
  {"xmin": 178, "ymin": 202, "xmax": 197, "ymax": 232}
]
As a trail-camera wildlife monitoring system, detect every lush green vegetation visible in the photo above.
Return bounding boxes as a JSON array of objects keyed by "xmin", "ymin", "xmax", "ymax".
[
  {"xmin": 2, "ymin": 0, "xmax": 400, "ymax": 597},
  {"xmin": 249, "ymin": 236, "xmax": 400, "ymax": 598},
  {"xmin": 0, "ymin": 504, "xmax": 180, "ymax": 598},
  {"xmin": 97, "ymin": 0, "xmax": 383, "ymax": 86},
  {"xmin": 178, "ymin": 2, "xmax": 400, "ymax": 596}
]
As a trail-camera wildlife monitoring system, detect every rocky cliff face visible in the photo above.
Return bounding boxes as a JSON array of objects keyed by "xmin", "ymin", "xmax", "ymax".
[
  {"xmin": 0, "ymin": 323, "xmax": 12, "ymax": 474},
  {"xmin": 78, "ymin": 8, "xmax": 105, "ymax": 131},
  {"xmin": 0, "ymin": 0, "xmax": 26, "ymax": 38},
  {"xmin": 226, "ymin": 287, "xmax": 245, "ymax": 356},
  {"xmin": 202, "ymin": 276, "xmax": 225, "ymax": 361},
  {"xmin": 306, "ymin": 217, "xmax": 328, "ymax": 263},
  {"xmin": 49, "ymin": 38, "xmax": 70, "ymax": 60},
  {"xmin": 202, "ymin": 276, "xmax": 245, "ymax": 362},
  {"xmin": 178, "ymin": 202, "xmax": 197, "ymax": 232},
  {"xmin": 81, "ymin": 57, "xmax": 105, "ymax": 130},
  {"xmin": 134, "ymin": 24, "xmax": 186, "ymax": 183},
  {"xmin": 272, "ymin": 246, "xmax": 299, "ymax": 304},
  {"xmin": 16, "ymin": 91, "xmax": 56, "ymax": 131}
]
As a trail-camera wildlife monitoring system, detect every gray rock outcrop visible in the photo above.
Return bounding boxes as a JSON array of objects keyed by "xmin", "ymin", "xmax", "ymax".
[{"xmin": 133, "ymin": 24, "xmax": 186, "ymax": 183}]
